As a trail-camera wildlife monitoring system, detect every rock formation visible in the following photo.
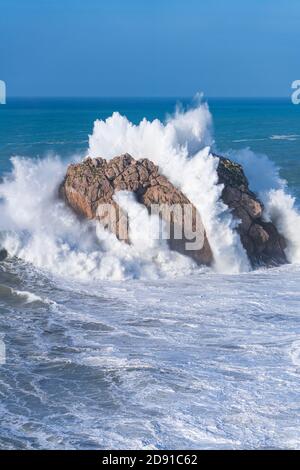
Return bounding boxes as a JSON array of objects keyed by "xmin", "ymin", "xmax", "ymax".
[
  {"xmin": 216, "ymin": 155, "xmax": 287, "ymax": 266},
  {"xmin": 59, "ymin": 154, "xmax": 213, "ymax": 265},
  {"xmin": 0, "ymin": 249, "xmax": 8, "ymax": 262},
  {"xmin": 60, "ymin": 152, "xmax": 287, "ymax": 268}
]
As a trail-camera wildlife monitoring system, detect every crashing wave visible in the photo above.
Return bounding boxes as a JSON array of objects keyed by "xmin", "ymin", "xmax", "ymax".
[{"xmin": 0, "ymin": 98, "xmax": 299, "ymax": 280}]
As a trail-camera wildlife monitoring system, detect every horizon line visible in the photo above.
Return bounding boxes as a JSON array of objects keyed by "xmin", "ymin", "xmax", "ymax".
[{"xmin": 5, "ymin": 96, "xmax": 291, "ymax": 100}]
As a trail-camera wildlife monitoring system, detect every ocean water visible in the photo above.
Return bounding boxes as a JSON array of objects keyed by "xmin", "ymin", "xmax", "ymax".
[{"xmin": 0, "ymin": 97, "xmax": 300, "ymax": 449}]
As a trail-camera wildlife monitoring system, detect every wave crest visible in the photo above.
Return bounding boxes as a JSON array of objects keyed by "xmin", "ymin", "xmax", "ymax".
[{"xmin": 0, "ymin": 98, "xmax": 299, "ymax": 280}]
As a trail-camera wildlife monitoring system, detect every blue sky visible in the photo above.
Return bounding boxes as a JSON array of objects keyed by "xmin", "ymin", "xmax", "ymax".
[{"xmin": 0, "ymin": 0, "xmax": 299, "ymax": 97}]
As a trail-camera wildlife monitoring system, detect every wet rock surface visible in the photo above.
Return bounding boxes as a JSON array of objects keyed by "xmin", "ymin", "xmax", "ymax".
[
  {"xmin": 0, "ymin": 249, "xmax": 8, "ymax": 262},
  {"xmin": 216, "ymin": 155, "xmax": 287, "ymax": 266},
  {"xmin": 60, "ymin": 154, "xmax": 213, "ymax": 266},
  {"xmin": 60, "ymin": 153, "xmax": 287, "ymax": 268}
]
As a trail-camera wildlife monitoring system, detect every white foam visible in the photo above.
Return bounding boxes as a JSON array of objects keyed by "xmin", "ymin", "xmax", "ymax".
[
  {"xmin": 13, "ymin": 290, "xmax": 43, "ymax": 304},
  {"xmin": 228, "ymin": 148, "xmax": 300, "ymax": 263},
  {"xmin": 0, "ymin": 99, "xmax": 299, "ymax": 281},
  {"xmin": 289, "ymin": 340, "xmax": 300, "ymax": 367},
  {"xmin": 0, "ymin": 157, "xmax": 196, "ymax": 281},
  {"xmin": 270, "ymin": 134, "xmax": 300, "ymax": 141},
  {"xmin": 89, "ymin": 99, "xmax": 250, "ymax": 273}
]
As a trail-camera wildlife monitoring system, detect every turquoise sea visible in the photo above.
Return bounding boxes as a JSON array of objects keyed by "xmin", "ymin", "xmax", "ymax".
[
  {"xmin": 0, "ymin": 98, "xmax": 300, "ymax": 449},
  {"xmin": 1, "ymin": 98, "xmax": 300, "ymax": 200}
]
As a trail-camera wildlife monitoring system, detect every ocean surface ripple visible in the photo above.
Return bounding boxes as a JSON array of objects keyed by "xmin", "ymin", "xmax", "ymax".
[{"xmin": 0, "ymin": 97, "xmax": 300, "ymax": 449}]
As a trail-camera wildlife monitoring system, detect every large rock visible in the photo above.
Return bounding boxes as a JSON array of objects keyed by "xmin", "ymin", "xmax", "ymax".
[
  {"xmin": 0, "ymin": 248, "xmax": 8, "ymax": 262},
  {"xmin": 216, "ymin": 155, "xmax": 287, "ymax": 266},
  {"xmin": 60, "ymin": 152, "xmax": 287, "ymax": 268},
  {"xmin": 60, "ymin": 154, "xmax": 213, "ymax": 265}
]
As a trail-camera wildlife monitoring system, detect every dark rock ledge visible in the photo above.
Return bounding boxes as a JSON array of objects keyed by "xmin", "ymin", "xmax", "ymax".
[{"xmin": 216, "ymin": 155, "xmax": 287, "ymax": 266}]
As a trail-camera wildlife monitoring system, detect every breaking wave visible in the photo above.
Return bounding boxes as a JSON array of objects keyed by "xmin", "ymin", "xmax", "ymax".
[{"xmin": 0, "ymin": 98, "xmax": 299, "ymax": 280}]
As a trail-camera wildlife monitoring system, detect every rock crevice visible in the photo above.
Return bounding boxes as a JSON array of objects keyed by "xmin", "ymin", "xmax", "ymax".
[
  {"xmin": 60, "ymin": 154, "xmax": 213, "ymax": 266},
  {"xmin": 216, "ymin": 155, "xmax": 287, "ymax": 266},
  {"xmin": 60, "ymin": 153, "xmax": 287, "ymax": 268}
]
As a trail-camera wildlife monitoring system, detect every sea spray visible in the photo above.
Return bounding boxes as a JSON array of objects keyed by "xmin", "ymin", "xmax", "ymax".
[
  {"xmin": 228, "ymin": 147, "xmax": 300, "ymax": 263},
  {"xmin": 88, "ymin": 101, "xmax": 250, "ymax": 273},
  {"xmin": 0, "ymin": 157, "xmax": 196, "ymax": 281},
  {"xmin": 0, "ymin": 100, "xmax": 299, "ymax": 281}
]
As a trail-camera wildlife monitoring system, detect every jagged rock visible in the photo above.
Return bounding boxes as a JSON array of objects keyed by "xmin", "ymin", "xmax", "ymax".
[
  {"xmin": 60, "ymin": 152, "xmax": 287, "ymax": 268},
  {"xmin": 0, "ymin": 249, "xmax": 8, "ymax": 262},
  {"xmin": 60, "ymin": 154, "xmax": 213, "ymax": 266},
  {"xmin": 216, "ymin": 155, "xmax": 287, "ymax": 266}
]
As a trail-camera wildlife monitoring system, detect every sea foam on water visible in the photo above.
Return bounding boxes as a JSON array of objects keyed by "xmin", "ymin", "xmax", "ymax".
[{"xmin": 0, "ymin": 99, "xmax": 299, "ymax": 280}]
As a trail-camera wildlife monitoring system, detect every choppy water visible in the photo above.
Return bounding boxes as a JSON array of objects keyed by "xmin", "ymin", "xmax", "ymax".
[
  {"xmin": 0, "ymin": 98, "xmax": 300, "ymax": 449},
  {"xmin": 1, "ymin": 260, "xmax": 300, "ymax": 449}
]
